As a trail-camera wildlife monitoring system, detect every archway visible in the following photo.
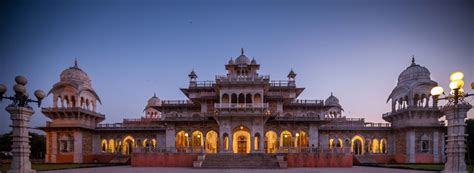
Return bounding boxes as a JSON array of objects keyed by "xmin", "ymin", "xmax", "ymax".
[
  {"xmin": 122, "ymin": 136, "xmax": 135, "ymax": 155},
  {"xmin": 233, "ymin": 125, "xmax": 251, "ymax": 154},
  {"xmin": 206, "ymin": 130, "xmax": 218, "ymax": 153},
  {"xmin": 108, "ymin": 139, "xmax": 115, "ymax": 153},
  {"xmin": 280, "ymin": 130, "xmax": 293, "ymax": 147},
  {"xmin": 265, "ymin": 131, "xmax": 278, "ymax": 153},
  {"xmin": 380, "ymin": 138, "xmax": 387, "ymax": 154},
  {"xmin": 101, "ymin": 139, "xmax": 107, "ymax": 152},
  {"xmin": 295, "ymin": 131, "xmax": 309, "ymax": 147},
  {"xmin": 176, "ymin": 131, "xmax": 188, "ymax": 147},
  {"xmin": 191, "ymin": 131, "xmax": 204, "ymax": 147},
  {"xmin": 372, "ymin": 139, "xmax": 380, "ymax": 153},
  {"xmin": 351, "ymin": 135, "xmax": 364, "ymax": 155}
]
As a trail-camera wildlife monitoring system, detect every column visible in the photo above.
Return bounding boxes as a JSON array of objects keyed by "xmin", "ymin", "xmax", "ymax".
[
  {"xmin": 50, "ymin": 132, "xmax": 58, "ymax": 163},
  {"xmin": 6, "ymin": 106, "xmax": 36, "ymax": 173},
  {"xmin": 433, "ymin": 130, "xmax": 440, "ymax": 163},
  {"xmin": 309, "ymin": 124, "xmax": 319, "ymax": 148},
  {"xmin": 92, "ymin": 134, "xmax": 100, "ymax": 154},
  {"xmin": 165, "ymin": 124, "xmax": 176, "ymax": 152},
  {"xmin": 442, "ymin": 103, "xmax": 471, "ymax": 173},
  {"xmin": 250, "ymin": 132, "xmax": 255, "ymax": 153},
  {"xmin": 73, "ymin": 131, "xmax": 83, "ymax": 163},
  {"xmin": 406, "ymin": 129, "xmax": 416, "ymax": 163}
]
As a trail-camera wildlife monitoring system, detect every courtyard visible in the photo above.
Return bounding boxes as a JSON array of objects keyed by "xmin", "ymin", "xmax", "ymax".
[{"xmin": 41, "ymin": 166, "xmax": 437, "ymax": 173}]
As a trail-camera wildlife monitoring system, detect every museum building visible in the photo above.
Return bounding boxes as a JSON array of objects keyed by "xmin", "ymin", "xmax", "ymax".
[{"xmin": 40, "ymin": 50, "xmax": 445, "ymax": 168}]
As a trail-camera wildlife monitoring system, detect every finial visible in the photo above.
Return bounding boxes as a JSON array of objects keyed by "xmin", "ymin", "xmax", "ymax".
[
  {"xmin": 241, "ymin": 48, "xmax": 244, "ymax": 55},
  {"xmin": 331, "ymin": 92, "xmax": 333, "ymax": 96},
  {"xmin": 153, "ymin": 92, "xmax": 156, "ymax": 98},
  {"xmin": 74, "ymin": 58, "xmax": 78, "ymax": 68},
  {"xmin": 411, "ymin": 55, "xmax": 415, "ymax": 65}
]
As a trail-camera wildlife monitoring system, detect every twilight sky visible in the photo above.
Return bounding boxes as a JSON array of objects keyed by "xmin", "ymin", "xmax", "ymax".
[{"xmin": 0, "ymin": 0, "xmax": 473, "ymax": 133}]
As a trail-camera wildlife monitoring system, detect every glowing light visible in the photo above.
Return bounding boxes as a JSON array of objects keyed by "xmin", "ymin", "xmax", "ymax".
[
  {"xmin": 430, "ymin": 86, "xmax": 444, "ymax": 96},
  {"xmin": 184, "ymin": 133, "xmax": 188, "ymax": 137},
  {"xmin": 449, "ymin": 80, "xmax": 464, "ymax": 90},
  {"xmin": 197, "ymin": 134, "xmax": 201, "ymax": 138},
  {"xmin": 284, "ymin": 135, "xmax": 288, "ymax": 138},
  {"xmin": 240, "ymin": 126, "xmax": 243, "ymax": 130},
  {"xmin": 450, "ymin": 71, "xmax": 464, "ymax": 81},
  {"xmin": 295, "ymin": 133, "xmax": 299, "ymax": 137}
]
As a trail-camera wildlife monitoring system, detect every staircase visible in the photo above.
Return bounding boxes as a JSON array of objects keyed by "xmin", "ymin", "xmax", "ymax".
[
  {"xmin": 354, "ymin": 155, "xmax": 377, "ymax": 165},
  {"xmin": 198, "ymin": 153, "xmax": 282, "ymax": 169},
  {"xmin": 109, "ymin": 155, "xmax": 131, "ymax": 164}
]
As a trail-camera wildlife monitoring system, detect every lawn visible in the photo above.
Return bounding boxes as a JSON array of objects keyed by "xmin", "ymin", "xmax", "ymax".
[
  {"xmin": 0, "ymin": 163, "xmax": 118, "ymax": 172},
  {"xmin": 378, "ymin": 164, "xmax": 474, "ymax": 172}
]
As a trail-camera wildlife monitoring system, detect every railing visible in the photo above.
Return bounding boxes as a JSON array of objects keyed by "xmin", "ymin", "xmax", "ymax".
[
  {"xmin": 364, "ymin": 122, "xmax": 391, "ymax": 128},
  {"xmin": 194, "ymin": 81, "xmax": 215, "ymax": 87},
  {"xmin": 161, "ymin": 100, "xmax": 194, "ymax": 105},
  {"xmin": 214, "ymin": 103, "xmax": 269, "ymax": 109},
  {"xmin": 270, "ymin": 80, "xmax": 291, "ymax": 87},
  {"xmin": 215, "ymin": 75, "xmax": 270, "ymax": 82},
  {"xmin": 290, "ymin": 99, "xmax": 324, "ymax": 105},
  {"xmin": 383, "ymin": 106, "xmax": 440, "ymax": 117},
  {"xmin": 97, "ymin": 123, "xmax": 123, "ymax": 128}
]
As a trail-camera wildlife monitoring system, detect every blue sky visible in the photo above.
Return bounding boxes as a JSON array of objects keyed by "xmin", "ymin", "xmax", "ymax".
[{"xmin": 0, "ymin": 0, "xmax": 473, "ymax": 133}]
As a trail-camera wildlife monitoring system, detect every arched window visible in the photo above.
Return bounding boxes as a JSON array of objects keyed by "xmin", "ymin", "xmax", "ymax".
[
  {"xmin": 231, "ymin": 94, "xmax": 238, "ymax": 104},
  {"xmin": 238, "ymin": 93, "xmax": 245, "ymax": 104},
  {"xmin": 222, "ymin": 94, "xmax": 230, "ymax": 103},
  {"xmin": 246, "ymin": 93, "xmax": 252, "ymax": 103}
]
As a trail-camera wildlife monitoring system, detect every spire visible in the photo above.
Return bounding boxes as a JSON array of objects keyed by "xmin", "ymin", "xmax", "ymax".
[
  {"xmin": 153, "ymin": 92, "xmax": 157, "ymax": 98},
  {"xmin": 74, "ymin": 58, "xmax": 78, "ymax": 68},
  {"xmin": 331, "ymin": 92, "xmax": 333, "ymax": 96},
  {"xmin": 241, "ymin": 48, "xmax": 244, "ymax": 55},
  {"xmin": 411, "ymin": 55, "xmax": 415, "ymax": 65}
]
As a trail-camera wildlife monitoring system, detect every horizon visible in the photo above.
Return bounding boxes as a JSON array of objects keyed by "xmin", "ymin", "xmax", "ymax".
[{"xmin": 1, "ymin": 0, "xmax": 473, "ymax": 133}]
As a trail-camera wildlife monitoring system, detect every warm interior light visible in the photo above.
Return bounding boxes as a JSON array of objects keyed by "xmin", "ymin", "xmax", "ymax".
[
  {"xmin": 185, "ymin": 133, "xmax": 188, "ymax": 137},
  {"xmin": 295, "ymin": 133, "xmax": 299, "ymax": 137},
  {"xmin": 197, "ymin": 135, "xmax": 201, "ymax": 138},
  {"xmin": 431, "ymin": 86, "xmax": 444, "ymax": 96},
  {"xmin": 284, "ymin": 135, "xmax": 288, "ymax": 138},
  {"xmin": 240, "ymin": 126, "xmax": 243, "ymax": 130},
  {"xmin": 471, "ymin": 82, "xmax": 474, "ymax": 90},
  {"xmin": 449, "ymin": 80, "xmax": 464, "ymax": 90},
  {"xmin": 450, "ymin": 71, "xmax": 464, "ymax": 81}
]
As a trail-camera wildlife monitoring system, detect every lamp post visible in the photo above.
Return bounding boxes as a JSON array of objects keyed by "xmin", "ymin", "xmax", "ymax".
[
  {"xmin": 431, "ymin": 71, "xmax": 474, "ymax": 173},
  {"xmin": 0, "ymin": 76, "xmax": 45, "ymax": 173}
]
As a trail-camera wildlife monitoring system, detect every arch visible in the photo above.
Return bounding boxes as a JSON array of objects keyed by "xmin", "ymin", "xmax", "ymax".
[
  {"xmin": 329, "ymin": 138, "xmax": 334, "ymax": 149},
  {"xmin": 238, "ymin": 93, "xmax": 245, "ymax": 104},
  {"xmin": 233, "ymin": 125, "xmax": 251, "ymax": 153},
  {"xmin": 231, "ymin": 94, "xmax": 238, "ymax": 104},
  {"xmin": 101, "ymin": 139, "xmax": 108, "ymax": 152},
  {"xmin": 351, "ymin": 135, "xmax": 364, "ymax": 155},
  {"xmin": 143, "ymin": 139, "xmax": 149, "ymax": 148},
  {"xmin": 223, "ymin": 133, "xmax": 229, "ymax": 151},
  {"xmin": 205, "ymin": 130, "xmax": 218, "ymax": 153},
  {"xmin": 280, "ymin": 130, "xmax": 293, "ymax": 147},
  {"xmin": 265, "ymin": 131, "xmax": 278, "ymax": 153},
  {"xmin": 151, "ymin": 139, "xmax": 157, "ymax": 149},
  {"xmin": 222, "ymin": 94, "xmax": 230, "ymax": 103},
  {"xmin": 295, "ymin": 131, "xmax": 309, "ymax": 147},
  {"xmin": 336, "ymin": 138, "xmax": 343, "ymax": 148},
  {"xmin": 380, "ymin": 138, "xmax": 387, "ymax": 154},
  {"xmin": 254, "ymin": 133, "xmax": 260, "ymax": 150},
  {"xmin": 254, "ymin": 93, "xmax": 262, "ymax": 104},
  {"xmin": 246, "ymin": 93, "xmax": 252, "ymax": 103},
  {"xmin": 191, "ymin": 130, "xmax": 204, "ymax": 147},
  {"xmin": 176, "ymin": 131, "xmax": 189, "ymax": 147},
  {"xmin": 122, "ymin": 136, "xmax": 135, "ymax": 155},
  {"xmin": 372, "ymin": 138, "xmax": 380, "ymax": 153},
  {"xmin": 108, "ymin": 139, "xmax": 115, "ymax": 153}
]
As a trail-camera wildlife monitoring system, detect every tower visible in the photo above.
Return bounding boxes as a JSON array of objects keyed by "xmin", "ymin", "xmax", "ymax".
[
  {"xmin": 41, "ymin": 60, "xmax": 105, "ymax": 163},
  {"xmin": 383, "ymin": 57, "xmax": 444, "ymax": 163}
]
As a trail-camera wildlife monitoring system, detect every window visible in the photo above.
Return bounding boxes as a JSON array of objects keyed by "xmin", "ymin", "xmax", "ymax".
[{"xmin": 421, "ymin": 140, "xmax": 430, "ymax": 153}]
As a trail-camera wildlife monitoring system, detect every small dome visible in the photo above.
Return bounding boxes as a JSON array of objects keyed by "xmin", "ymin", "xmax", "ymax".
[
  {"xmin": 228, "ymin": 58, "xmax": 234, "ymax": 64},
  {"xmin": 251, "ymin": 58, "xmax": 257, "ymax": 65},
  {"xmin": 397, "ymin": 57, "xmax": 431, "ymax": 84},
  {"xmin": 60, "ymin": 60, "xmax": 91, "ymax": 86},
  {"xmin": 325, "ymin": 93, "xmax": 341, "ymax": 107},
  {"xmin": 147, "ymin": 93, "xmax": 161, "ymax": 107}
]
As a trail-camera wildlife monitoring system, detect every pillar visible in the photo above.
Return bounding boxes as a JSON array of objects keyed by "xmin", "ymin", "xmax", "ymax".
[
  {"xmin": 406, "ymin": 129, "xmax": 416, "ymax": 163},
  {"xmin": 73, "ymin": 131, "xmax": 83, "ymax": 163},
  {"xmin": 433, "ymin": 130, "xmax": 440, "ymax": 163},
  {"xmin": 309, "ymin": 124, "xmax": 319, "ymax": 148},
  {"xmin": 165, "ymin": 124, "xmax": 176, "ymax": 152},
  {"xmin": 442, "ymin": 103, "xmax": 471, "ymax": 173},
  {"xmin": 6, "ymin": 106, "xmax": 36, "ymax": 173}
]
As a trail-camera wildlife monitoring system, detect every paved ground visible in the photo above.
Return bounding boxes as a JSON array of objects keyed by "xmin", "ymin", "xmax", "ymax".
[{"xmin": 42, "ymin": 166, "xmax": 438, "ymax": 173}]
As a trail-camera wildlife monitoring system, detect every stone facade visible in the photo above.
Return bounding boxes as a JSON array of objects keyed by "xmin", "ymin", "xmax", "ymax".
[{"xmin": 40, "ymin": 51, "xmax": 445, "ymax": 166}]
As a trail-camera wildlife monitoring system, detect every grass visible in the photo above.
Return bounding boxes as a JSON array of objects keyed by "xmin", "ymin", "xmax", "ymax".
[
  {"xmin": 0, "ymin": 163, "xmax": 119, "ymax": 172},
  {"xmin": 377, "ymin": 163, "xmax": 474, "ymax": 172}
]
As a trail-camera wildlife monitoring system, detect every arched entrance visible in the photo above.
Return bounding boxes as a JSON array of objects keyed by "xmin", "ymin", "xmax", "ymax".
[
  {"xmin": 176, "ymin": 131, "xmax": 189, "ymax": 147},
  {"xmin": 122, "ymin": 136, "xmax": 135, "ymax": 155},
  {"xmin": 351, "ymin": 135, "xmax": 364, "ymax": 155},
  {"xmin": 233, "ymin": 125, "xmax": 251, "ymax": 154},
  {"xmin": 265, "ymin": 131, "xmax": 278, "ymax": 153},
  {"xmin": 206, "ymin": 130, "xmax": 218, "ymax": 153}
]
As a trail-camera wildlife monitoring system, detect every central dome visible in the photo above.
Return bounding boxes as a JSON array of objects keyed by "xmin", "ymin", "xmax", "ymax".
[
  {"xmin": 59, "ymin": 60, "xmax": 91, "ymax": 86},
  {"xmin": 397, "ymin": 58, "xmax": 431, "ymax": 84},
  {"xmin": 235, "ymin": 48, "xmax": 251, "ymax": 65},
  {"xmin": 325, "ymin": 93, "xmax": 341, "ymax": 107}
]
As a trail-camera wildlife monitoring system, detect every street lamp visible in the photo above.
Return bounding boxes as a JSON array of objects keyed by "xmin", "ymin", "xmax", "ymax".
[
  {"xmin": 0, "ymin": 75, "xmax": 45, "ymax": 173},
  {"xmin": 430, "ymin": 71, "xmax": 473, "ymax": 173}
]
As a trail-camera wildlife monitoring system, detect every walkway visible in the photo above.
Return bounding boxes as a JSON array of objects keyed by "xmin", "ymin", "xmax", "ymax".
[{"xmin": 42, "ymin": 166, "xmax": 438, "ymax": 173}]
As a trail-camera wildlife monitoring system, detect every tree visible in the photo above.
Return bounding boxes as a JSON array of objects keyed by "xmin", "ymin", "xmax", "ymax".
[{"xmin": 0, "ymin": 132, "xmax": 45, "ymax": 159}]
